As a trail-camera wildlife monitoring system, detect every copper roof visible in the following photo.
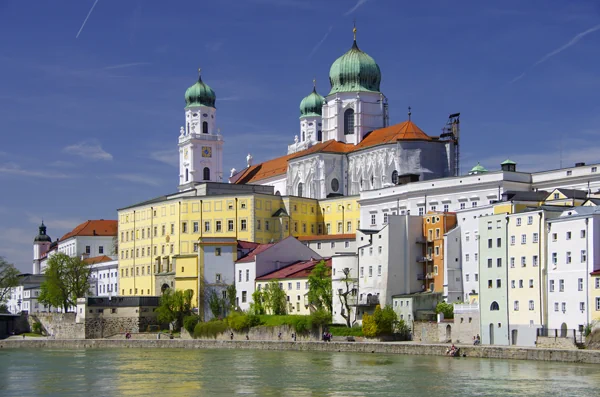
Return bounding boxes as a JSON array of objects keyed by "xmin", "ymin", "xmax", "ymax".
[
  {"xmin": 256, "ymin": 258, "xmax": 331, "ymax": 280},
  {"xmin": 233, "ymin": 120, "xmax": 433, "ymax": 184},
  {"xmin": 60, "ymin": 220, "xmax": 118, "ymax": 242}
]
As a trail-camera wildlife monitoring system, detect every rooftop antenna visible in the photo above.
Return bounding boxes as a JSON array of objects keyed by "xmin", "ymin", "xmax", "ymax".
[{"xmin": 408, "ymin": 106, "xmax": 412, "ymax": 121}]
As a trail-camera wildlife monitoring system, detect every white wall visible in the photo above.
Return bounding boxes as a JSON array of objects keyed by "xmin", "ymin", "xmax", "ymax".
[
  {"xmin": 89, "ymin": 260, "xmax": 119, "ymax": 297},
  {"xmin": 444, "ymin": 226, "xmax": 463, "ymax": 302}
]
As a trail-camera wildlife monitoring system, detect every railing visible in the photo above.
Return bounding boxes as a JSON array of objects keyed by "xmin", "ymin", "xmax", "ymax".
[
  {"xmin": 536, "ymin": 328, "xmax": 583, "ymax": 343},
  {"xmin": 417, "ymin": 273, "xmax": 425, "ymax": 280},
  {"xmin": 417, "ymin": 256, "xmax": 433, "ymax": 263},
  {"xmin": 453, "ymin": 303, "xmax": 479, "ymax": 314}
]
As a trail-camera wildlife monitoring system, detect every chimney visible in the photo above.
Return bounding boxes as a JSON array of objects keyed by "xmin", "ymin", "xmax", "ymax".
[{"xmin": 93, "ymin": 229, "xmax": 97, "ymax": 236}]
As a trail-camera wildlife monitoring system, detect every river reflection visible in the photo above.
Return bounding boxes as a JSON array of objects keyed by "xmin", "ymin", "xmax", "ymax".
[{"xmin": 0, "ymin": 348, "xmax": 599, "ymax": 396}]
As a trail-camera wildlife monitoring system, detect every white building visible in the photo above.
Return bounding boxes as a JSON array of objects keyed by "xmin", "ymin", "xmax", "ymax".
[
  {"xmin": 298, "ymin": 234, "xmax": 356, "ymax": 257},
  {"xmin": 546, "ymin": 207, "xmax": 600, "ymax": 335},
  {"xmin": 332, "ymin": 215, "xmax": 423, "ymax": 325},
  {"xmin": 6, "ymin": 274, "xmax": 48, "ymax": 314},
  {"xmin": 234, "ymin": 237, "xmax": 319, "ymax": 311},
  {"xmin": 86, "ymin": 255, "xmax": 119, "ymax": 297}
]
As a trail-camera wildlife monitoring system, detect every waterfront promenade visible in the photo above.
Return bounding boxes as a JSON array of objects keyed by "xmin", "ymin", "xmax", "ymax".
[{"xmin": 2, "ymin": 338, "xmax": 599, "ymax": 364}]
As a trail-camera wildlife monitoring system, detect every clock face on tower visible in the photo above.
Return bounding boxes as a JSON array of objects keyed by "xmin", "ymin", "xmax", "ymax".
[
  {"xmin": 202, "ymin": 146, "xmax": 212, "ymax": 158},
  {"xmin": 183, "ymin": 148, "xmax": 189, "ymax": 160}
]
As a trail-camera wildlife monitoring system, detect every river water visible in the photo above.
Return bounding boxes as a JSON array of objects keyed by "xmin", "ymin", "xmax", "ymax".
[{"xmin": 1, "ymin": 348, "xmax": 599, "ymax": 396}]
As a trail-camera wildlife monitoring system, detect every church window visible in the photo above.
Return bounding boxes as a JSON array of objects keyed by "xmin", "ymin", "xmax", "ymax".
[
  {"xmin": 317, "ymin": 130, "xmax": 322, "ymax": 141},
  {"xmin": 185, "ymin": 168, "xmax": 189, "ymax": 182},
  {"xmin": 331, "ymin": 178, "xmax": 339, "ymax": 192},
  {"xmin": 275, "ymin": 191, "xmax": 281, "ymax": 196},
  {"xmin": 187, "ymin": 123, "xmax": 190, "ymax": 134},
  {"xmin": 297, "ymin": 183, "xmax": 303, "ymax": 197},
  {"xmin": 391, "ymin": 170, "xmax": 398, "ymax": 185},
  {"xmin": 202, "ymin": 121, "xmax": 208, "ymax": 134},
  {"xmin": 203, "ymin": 167, "xmax": 210, "ymax": 181},
  {"xmin": 370, "ymin": 175, "xmax": 375, "ymax": 188},
  {"xmin": 344, "ymin": 108, "xmax": 355, "ymax": 135},
  {"xmin": 302, "ymin": 131, "xmax": 305, "ymax": 141}
]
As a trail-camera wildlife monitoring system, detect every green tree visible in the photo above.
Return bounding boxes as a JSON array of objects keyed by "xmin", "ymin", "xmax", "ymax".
[
  {"xmin": 374, "ymin": 305, "xmax": 397, "ymax": 335},
  {"xmin": 435, "ymin": 302, "xmax": 454, "ymax": 319},
  {"xmin": 307, "ymin": 260, "xmax": 332, "ymax": 312},
  {"xmin": 250, "ymin": 289, "xmax": 266, "ymax": 315},
  {"xmin": 0, "ymin": 257, "xmax": 20, "ymax": 305},
  {"xmin": 263, "ymin": 280, "xmax": 287, "ymax": 315},
  {"xmin": 226, "ymin": 284, "xmax": 237, "ymax": 311},
  {"xmin": 156, "ymin": 288, "xmax": 194, "ymax": 330},
  {"xmin": 38, "ymin": 253, "xmax": 91, "ymax": 312},
  {"xmin": 362, "ymin": 312, "xmax": 377, "ymax": 337},
  {"xmin": 208, "ymin": 290, "xmax": 224, "ymax": 319}
]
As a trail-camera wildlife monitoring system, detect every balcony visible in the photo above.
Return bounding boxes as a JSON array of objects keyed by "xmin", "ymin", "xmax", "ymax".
[
  {"xmin": 352, "ymin": 295, "xmax": 380, "ymax": 307},
  {"xmin": 417, "ymin": 273, "xmax": 426, "ymax": 280},
  {"xmin": 417, "ymin": 255, "xmax": 433, "ymax": 263}
]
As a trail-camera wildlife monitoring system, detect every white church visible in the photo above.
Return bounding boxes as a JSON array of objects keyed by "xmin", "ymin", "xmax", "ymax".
[{"xmin": 177, "ymin": 28, "xmax": 459, "ymax": 197}]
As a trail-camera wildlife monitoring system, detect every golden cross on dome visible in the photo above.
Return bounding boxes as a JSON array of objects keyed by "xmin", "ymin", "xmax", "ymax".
[
  {"xmin": 353, "ymin": 19, "xmax": 357, "ymax": 41},
  {"xmin": 198, "ymin": 67, "xmax": 202, "ymax": 77},
  {"xmin": 313, "ymin": 78, "xmax": 316, "ymax": 88}
]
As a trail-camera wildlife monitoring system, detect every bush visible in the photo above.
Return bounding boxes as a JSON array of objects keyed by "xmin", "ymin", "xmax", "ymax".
[
  {"xmin": 362, "ymin": 313, "xmax": 377, "ymax": 337},
  {"xmin": 309, "ymin": 309, "xmax": 332, "ymax": 329},
  {"xmin": 227, "ymin": 312, "xmax": 263, "ymax": 332},
  {"xmin": 374, "ymin": 305, "xmax": 397, "ymax": 335},
  {"xmin": 32, "ymin": 321, "xmax": 43, "ymax": 335},
  {"xmin": 329, "ymin": 325, "xmax": 363, "ymax": 337},
  {"xmin": 193, "ymin": 320, "xmax": 228, "ymax": 339},
  {"xmin": 183, "ymin": 315, "xmax": 201, "ymax": 334},
  {"xmin": 435, "ymin": 302, "xmax": 454, "ymax": 319}
]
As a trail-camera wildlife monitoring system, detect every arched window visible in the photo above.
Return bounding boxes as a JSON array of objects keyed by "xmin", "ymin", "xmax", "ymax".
[
  {"xmin": 203, "ymin": 167, "xmax": 210, "ymax": 181},
  {"xmin": 202, "ymin": 121, "xmax": 208, "ymax": 134},
  {"xmin": 391, "ymin": 170, "xmax": 398, "ymax": 185},
  {"xmin": 275, "ymin": 191, "xmax": 281, "ymax": 196},
  {"xmin": 302, "ymin": 131, "xmax": 305, "ymax": 141},
  {"xmin": 317, "ymin": 130, "xmax": 322, "ymax": 141},
  {"xmin": 331, "ymin": 178, "xmax": 339, "ymax": 192},
  {"xmin": 187, "ymin": 123, "xmax": 190, "ymax": 134},
  {"xmin": 370, "ymin": 174, "xmax": 375, "ymax": 188},
  {"xmin": 344, "ymin": 108, "xmax": 355, "ymax": 135},
  {"xmin": 185, "ymin": 168, "xmax": 189, "ymax": 182},
  {"xmin": 490, "ymin": 301, "xmax": 499, "ymax": 311},
  {"xmin": 297, "ymin": 182, "xmax": 303, "ymax": 197}
]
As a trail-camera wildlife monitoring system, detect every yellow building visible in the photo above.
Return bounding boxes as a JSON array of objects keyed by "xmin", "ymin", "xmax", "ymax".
[
  {"xmin": 255, "ymin": 258, "xmax": 331, "ymax": 315},
  {"xmin": 117, "ymin": 182, "xmax": 358, "ymax": 305}
]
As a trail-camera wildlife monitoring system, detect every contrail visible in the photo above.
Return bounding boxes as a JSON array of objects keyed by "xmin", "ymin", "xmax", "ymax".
[
  {"xmin": 103, "ymin": 62, "xmax": 150, "ymax": 70},
  {"xmin": 344, "ymin": 0, "xmax": 369, "ymax": 16},
  {"xmin": 76, "ymin": 0, "xmax": 100, "ymax": 39},
  {"xmin": 511, "ymin": 23, "xmax": 600, "ymax": 83},
  {"xmin": 308, "ymin": 26, "xmax": 333, "ymax": 60}
]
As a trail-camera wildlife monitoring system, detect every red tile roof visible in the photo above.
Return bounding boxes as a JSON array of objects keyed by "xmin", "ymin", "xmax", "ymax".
[
  {"xmin": 256, "ymin": 258, "xmax": 331, "ymax": 280},
  {"xmin": 236, "ymin": 243, "xmax": 275, "ymax": 263},
  {"xmin": 60, "ymin": 220, "xmax": 118, "ymax": 242},
  {"xmin": 83, "ymin": 255, "xmax": 114, "ymax": 265},
  {"xmin": 233, "ymin": 120, "xmax": 434, "ymax": 184},
  {"xmin": 590, "ymin": 270, "xmax": 600, "ymax": 276},
  {"xmin": 297, "ymin": 234, "xmax": 356, "ymax": 241},
  {"xmin": 237, "ymin": 241, "xmax": 261, "ymax": 251}
]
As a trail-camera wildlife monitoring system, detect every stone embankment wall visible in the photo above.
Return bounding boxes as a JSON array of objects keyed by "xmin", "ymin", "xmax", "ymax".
[
  {"xmin": 413, "ymin": 321, "xmax": 449, "ymax": 343},
  {"xmin": 85, "ymin": 317, "xmax": 157, "ymax": 339},
  {"xmin": 2, "ymin": 339, "xmax": 600, "ymax": 364},
  {"xmin": 29, "ymin": 313, "xmax": 85, "ymax": 339},
  {"xmin": 188, "ymin": 325, "xmax": 321, "ymax": 342},
  {"xmin": 536, "ymin": 336, "xmax": 577, "ymax": 350}
]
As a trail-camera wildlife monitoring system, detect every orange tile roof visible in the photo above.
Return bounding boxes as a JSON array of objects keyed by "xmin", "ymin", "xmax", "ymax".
[
  {"xmin": 233, "ymin": 120, "xmax": 433, "ymax": 184},
  {"xmin": 256, "ymin": 258, "xmax": 331, "ymax": 280},
  {"xmin": 297, "ymin": 234, "xmax": 356, "ymax": 241},
  {"xmin": 60, "ymin": 220, "xmax": 118, "ymax": 241},
  {"xmin": 83, "ymin": 255, "xmax": 114, "ymax": 265},
  {"xmin": 235, "ymin": 243, "xmax": 276, "ymax": 263}
]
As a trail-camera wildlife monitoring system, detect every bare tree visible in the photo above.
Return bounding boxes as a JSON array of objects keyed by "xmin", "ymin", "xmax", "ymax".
[
  {"xmin": 337, "ymin": 268, "xmax": 356, "ymax": 328},
  {"xmin": 0, "ymin": 257, "xmax": 20, "ymax": 305}
]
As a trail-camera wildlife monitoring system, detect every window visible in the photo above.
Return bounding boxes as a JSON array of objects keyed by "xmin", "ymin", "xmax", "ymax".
[
  {"xmin": 383, "ymin": 214, "xmax": 388, "ymax": 224},
  {"xmin": 182, "ymin": 222, "xmax": 188, "ymax": 233},
  {"xmin": 488, "ymin": 239, "xmax": 492, "ymax": 249},
  {"xmin": 514, "ymin": 301, "xmax": 519, "ymax": 311},
  {"xmin": 561, "ymin": 302, "xmax": 566, "ymax": 312},
  {"xmin": 256, "ymin": 220, "xmax": 261, "ymax": 230},
  {"xmin": 466, "ymin": 274, "xmax": 470, "ymax": 282},
  {"xmin": 566, "ymin": 251, "xmax": 571, "ymax": 264},
  {"xmin": 369, "ymin": 266, "xmax": 373, "ymax": 277},
  {"xmin": 521, "ymin": 234, "xmax": 526, "ymax": 244},
  {"xmin": 171, "ymin": 224, "xmax": 175, "ymax": 234},
  {"xmin": 511, "ymin": 280, "xmax": 515, "ymax": 289},
  {"xmin": 510, "ymin": 236, "xmax": 515, "ymax": 245},
  {"xmin": 444, "ymin": 204, "xmax": 449, "ymax": 212},
  {"xmin": 377, "ymin": 265, "xmax": 382, "ymax": 276},
  {"xmin": 378, "ymin": 246, "xmax": 382, "ymax": 254},
  {"xmin": 203, "ymin": 167, "xmax": 210, "ymax": 180},
  {"xmin": 241, "ymin": 220, "xmax": 247, "ymax": 231},
  {"xmin": 581, "ymin": 302, "xmax": 586, "ymax": 311},
  {"xmin": 242, "ymin": 291, "xmax": 247, "ymax": 303},
  {"xmin": 554, "ymin": 302, "xmax": 559, "ymax": 312},
  {"xmin": 343, "ymin": 108, "xmax": 354, "ymax": 134},
  {"xmin": 487, "ymin": 222, "xmax": 492, "ymax": 230},
  {"xmin": 391, "ymin": 170, "xmax": 398, "ymax": 185},
  {"xmin": 593, "ymin": 167, "xmax": 598, "ymax": 173},
  {"xmin": 516, "ymin": 218, "xmax": 522, "ymax": 226},
  {"xmin": 287, "ymin": 283, "xmax": 292, "ymax": 290},
  {"xmin": 496, "ymin": 279, "xmax": 501, "ymax": 288},
  {"xmin": 552, "ymin": 233, "xmax": 557, "ymax": 242},
  {"xmin": 360, "ymin": 267, "xmax": 364, "ymax": 277},
  {"xmin": 552, "ymin": 252, "xmax": 557, "ymax": 265},
  {"xmin": 554, "ymin": 193, "xmax": 560, "ymax": 200},
  {"xmin": 581, "ymin": 250, "xmax": 587, "ymax": 262},
  {"xmin": 596, "ymin": 297, "xmax": 600, "ymax": 311},
  {"xmin": 99, "ymin": 246, "xmax": 104, "ymax": 254},
  {"xmin": 550, "ymin": 280, "xmax": 555, "ymax": 292},
  {"xmin": 490, "ymin": 301, "xmax": 499, "ymax": 311},
  {"xmin": 510, "ymin": 257, "xmax": 515, "ymax": 268},
  {"xmin": 519, "ymin": 280, "xmax": 523, "ymax": 288},
  {"xmin": 566, "ymin": 231, "xmax": 572, "ymax": 240},
  {"xmin": 345, "ymin": 241, "xmax": 350, "ymax": 248},
  {"xmin": 370, "ymin": 214, "xmax": 376, "ymax": 225},
  {"xmin": 265, "ymin": 221, "xmax": 269, "ymax": 231},
  {"xmin": 228, "ymin": 220, "xmax": 234, "ymax": 231},
  {"xmin": 193, "ymin": 243, "xmax": 198, "ymax": 252},
  {"xmin": 497, "ymin": 258, "xmax": 502, "ymax": 268},
  {"xmin": 527, "ymin": 216, "xmax": 533, "ymax": 225},
  {"xmin": 533, "ymin": 233, "xmax": 538, "ymax": 243},
  {"xmin": 521, "ymin": 256, "xmax": 526, "ymax": 267},
  {"xmin": 460, "ymin": 202, "xmax": 466, "ymax": 209},
  {"xmin": 331, "ymin": 242, "xmax": 335, "ymax": 248},
  {"xmin": 85, "ymin": 246, "xmax": 91, "ymax": 254},
  {"xmin": 419, "ymin": 207, "xmax": 424, "ymax": 216},
  {"xmin": 435, "ymin": 246, "xmax": 440, "ymax": 256},
  {"xmin": 529, "ymin": 300, "xmax": 534, "ymax": 311},
  {"xmin": 578, "ymin": 278, "xmax": 583, "ymax": 291},
  {"xmin": 497, "ymin": 238, "xmax": 501, "ymax": 248},
  {"xmin": 369, "ymin": 247, "xmax": 373, "ymax": 256},
  {"xmin": 204, "ymin": 221, "xmax": 210, "ymax": 232},
  {"xmin": 475, "ymin": 273, "xmax": 478, "ymax": 281},
  {"xmin": 487, "ymin": 258, "xmax": 492, "ymax": 268},
  {"xmin": 215, "ymin": 247, "xmax": 221, "ymax": 256},
  {"xmin": 559, "ymin": 279, "xmax": 564, "ymax": 292},
  {"xmin": 496, "ymin": 220, "xmax": 502, "ymax": 229},
  {"xmin": 465, "ymin": 254, "xmax": 470, "ymax": 262},
  {"xmin": 581, "ymin": 229, "xmax": 586, "ymax": 238},
  {"xmin": 162, "ymin": 225, "xmax": 166, "ymax": 236},
  {"xmin": 216, "ymin": 221, "xmax": 222, "ymax": 232},
  {"xmin": 238, "ymin": 270, "xmax": 242, "ymax": 282},
  {"xmin": 529, "ymin": 279, "xmax": 534, "ymax": 288},
  {"xmin": 245, "ymin": 269, "xmax": 249, "ymax": 282},
  {"xmin": 472, "ymin": 201, "xmax": 478, "ymax": 208},
  {"xmin": 296, "ymin": 282, "xmax": 301, "ymax": 290},
  {"xmin": 533, "ymin": 255, "xmax": 538, "ymax": 267}
]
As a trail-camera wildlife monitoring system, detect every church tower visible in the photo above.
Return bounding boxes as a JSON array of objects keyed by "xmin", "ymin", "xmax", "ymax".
[
  {"xmin": 322, "ymin": 25, "xmax": 388, "ymax": 145},
  {"xmin": 178, "ymin": 69, "xmax": 224, "ymax": 191},
  {"xmin": 299, "ymin": 80, "xmax": 325, "ymax": 144},
  {"xmin": 33, "ymin": 221, "xmax": 51, "ymax": 274}
]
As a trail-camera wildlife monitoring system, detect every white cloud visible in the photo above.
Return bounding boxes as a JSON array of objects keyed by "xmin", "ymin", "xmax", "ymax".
[
  {"xmin": 344, "ymin": 0, "xmax": 369, "ymax": 16},
  {"xmin": 103, "ymin": 62, "xmax": 150, "ymax": 70},
  {"xmin": 63, "ymin": 140, "xmax": 113, "ymax": 161},
  {"xmin": 114, "ymin": 173, "xmax": 163, "ymax": 187},
  {"xmin": 0, "ymin": 227, "xmax": 41, "ymax": 272},
  {"xmin": 149, "ymin": 149, "xmax": 178, "ymax": 167},
  {"xmin": 0, "ymin": 162, "xmax": 72, "ymax": 178},
  {"xmin": 205, "ymin": 41, "xmax": 224, "ymax": 52}
]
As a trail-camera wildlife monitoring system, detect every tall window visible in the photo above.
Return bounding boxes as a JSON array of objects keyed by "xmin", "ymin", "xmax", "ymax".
[
  {"xmin": 490, "ymin": 301, "xmax": 499, "ymax": 311},
  {"xmin": 317, "ymin": 130, "xmax": 322, "ymax": 141},
  {"xmin": 203, "ymin": 167, "xmax": 210, "ymax": 180},
  {"xmin": 344, "ymin": 108, "xmax": 354, "ymax": 135},
  {"xmin": 391, "ymin": 170, "xmax": 398, "ymax": 185},
  {"xmin": 297, "ymin": 182, "xmax": 303, "ymax": 197},
  {"xmin": 302, "ymin": 131, "xmax": 305, "ymax": 141},
  {"xmin": 202, "ymin": 121, "xmax": 208, "ymax": 134},
  {"xmin": 185, "ymin": 168, "xmax": 189, "ymax": 182}
]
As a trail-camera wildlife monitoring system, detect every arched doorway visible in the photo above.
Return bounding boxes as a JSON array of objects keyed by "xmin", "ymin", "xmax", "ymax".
[
  {"xmin": 445, "ymin": 324, "xmax": 452, "ymax": 342},
  {"xmin": 161, "ymin": 284, "xmax": 170, "ymax": 294},
  {"xmin": 489, "ymin": 323, "xmax": 495, "ymax": 345},
  {"xmin": 511, "ymin": 329, "xmax": 518, "ymax": 345},
  {"xmin": 560, "ymin": 322, "xmax": 568, "ymax": 337}
]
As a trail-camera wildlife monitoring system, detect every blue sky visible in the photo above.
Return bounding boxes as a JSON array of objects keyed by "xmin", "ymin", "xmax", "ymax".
[{"xmin": 1, "ymin": 0, "xmax": 600, "ymax": 271}]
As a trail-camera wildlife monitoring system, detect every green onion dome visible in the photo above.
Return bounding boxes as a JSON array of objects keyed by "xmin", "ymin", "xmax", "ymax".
[
  {"xmin": 34, "ymin": 222, "xmax": 52, "ymax": 243},
  {"xmin": 469, "ymin": 162, "xmax": 488, "ymax": 175},
  {"xmin": 185, "ymin": 70, "xmax": 216, "ymax": 108},
  {"xmin": 299, "ymin": 85, "xmax": 325, "ymax": 118},
  {"xmin": 328, "ymin": 35, "xmax": 381, "ymax": 95}
]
